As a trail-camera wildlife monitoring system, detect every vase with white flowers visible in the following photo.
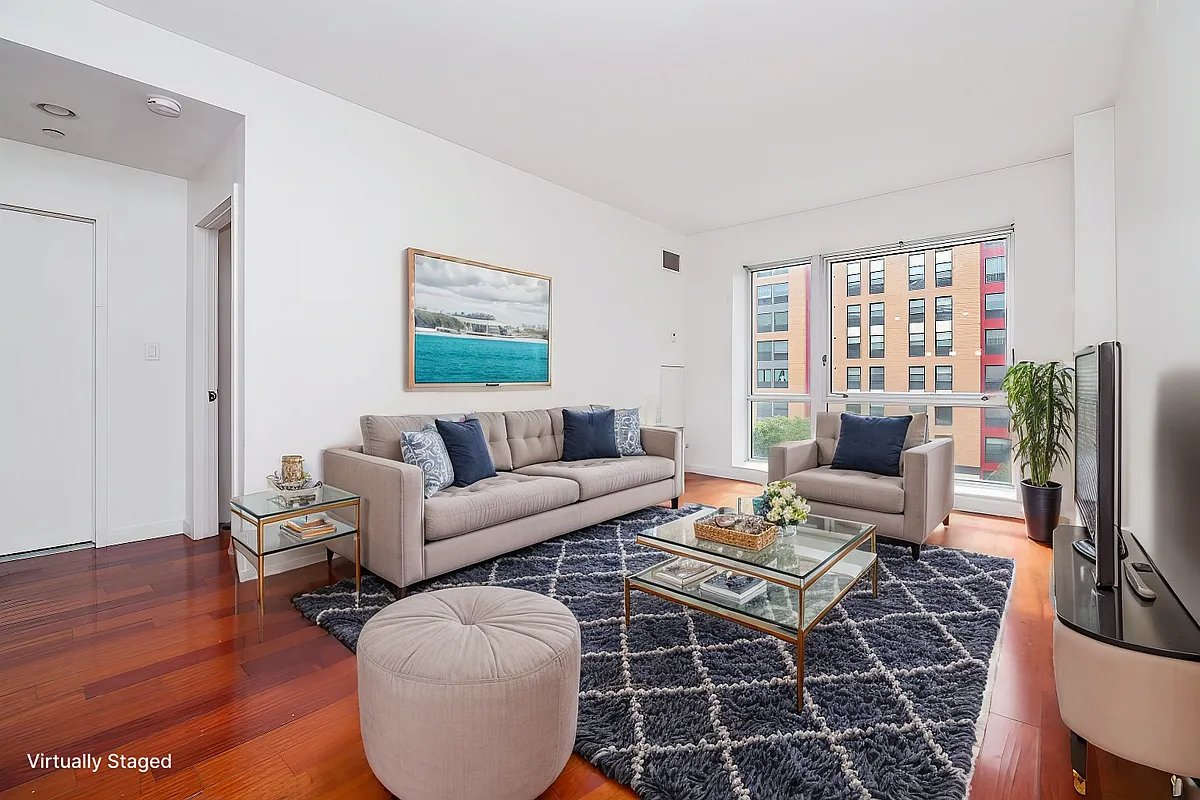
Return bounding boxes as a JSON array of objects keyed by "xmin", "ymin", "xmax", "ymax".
[{"xmin": 759, "ymin": 480, "xmax": 810, "ymax": 536}]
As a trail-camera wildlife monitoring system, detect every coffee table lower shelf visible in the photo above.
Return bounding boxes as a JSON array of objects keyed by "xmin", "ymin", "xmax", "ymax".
[{"xmin": 624, "ymin": 551, "xmax": 877, "ymax": 710}]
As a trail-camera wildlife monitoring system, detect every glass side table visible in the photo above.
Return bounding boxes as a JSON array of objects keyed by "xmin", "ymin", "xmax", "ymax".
[{"xmin": 228, "ymin": 484, "xmax": 361, "ymax": 641}]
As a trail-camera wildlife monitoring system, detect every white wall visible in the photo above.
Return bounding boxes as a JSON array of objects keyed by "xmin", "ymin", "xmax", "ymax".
[
  {"xmin": 0, "ymin": 138, "xmax": 188, "ymax": 542},
  {"xmin": 1072, "ymin": 108, "xmax": 1117, "ymax": 349},
  {"xmin": 683, "ymin": 157, "xmax": 1075, "ymax": 496},
  {"xmin": 1113, "ymin": 0, "xmax": 1200, "ymax": 615},
  {"xmin": 1, "ymin": 2, "xmax": 685, "ymax": 533}
]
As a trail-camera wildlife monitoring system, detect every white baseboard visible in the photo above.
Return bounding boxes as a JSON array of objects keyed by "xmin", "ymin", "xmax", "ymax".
[
  {"xmin": 686, "ymin": 463, "xmax": 768, "ymax": 485},
  {"xmin": 236, "ymin": 541, "xmax": 328, "ymax": 583},
  {"xmin": 103, "ymin": 519, "xmax": 185, "ymax": 546}
]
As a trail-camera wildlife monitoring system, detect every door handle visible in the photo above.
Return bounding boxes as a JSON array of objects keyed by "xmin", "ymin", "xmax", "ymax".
[{"xmin": 208, "ymin": 390, "xmax": 218, "ymax": 402}]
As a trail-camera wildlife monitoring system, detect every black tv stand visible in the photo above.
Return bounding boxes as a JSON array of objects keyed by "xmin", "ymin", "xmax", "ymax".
[{"xmin": 1052, "ymin": 525, "xmax": 1200, "ymax": 795}]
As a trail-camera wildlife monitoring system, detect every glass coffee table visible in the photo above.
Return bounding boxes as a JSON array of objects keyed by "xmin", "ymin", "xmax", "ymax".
[
  {"xmin": 229, "ymin": 485, "xmax": 361, "ymax": 641},
  {"xmin": 625, "ymin": 499, "xmax": 877, "ymax": 708}
]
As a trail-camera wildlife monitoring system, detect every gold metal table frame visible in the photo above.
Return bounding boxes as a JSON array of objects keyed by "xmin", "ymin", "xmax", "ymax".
[
  {"xmin": 625, "ymin": 522, "xmax": 877, "ymax": 710},
  {"xmin": 228, "ymin": 496, "xmax": 361, "ymax": 641}
]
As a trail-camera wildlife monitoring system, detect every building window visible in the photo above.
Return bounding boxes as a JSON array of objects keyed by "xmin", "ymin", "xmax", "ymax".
[
  {"xmin": 869, "ymin": 366, "xmax": 885, "ymax": 391},
  {"xmin": 846, "ymin": 366, "xmax": 861, "ymax": 390},
  {"xmin": 935, "ymin": 329, "xmax": 952, "ymax": 356},
  {"xmin": 755, "ymin": 340, "xmax": 789, "ymax": 389},
  {"xmin": 985, "ymin": 292, "xmax": 1006, "ymax": 319},
  {"xmin": 908, "ymin": 253, "xmax": 925, "ymax": 290},
  {"xmin": 869, "ymin": 333, "xmax": 884, "ymax": 358},
  {"xmin": 774, "ymin": 311, "xmax": 788, "ymax": 331},
  {"xmin": 868, "ymin": 302, "xmax": 884, "ymax": 327},
  {"xmin": 869, "ymin": 259, "xmax": 884, "ymax": 294},
  {"xmin": 869, "ymin": 404, "xmax": 885, "ymax": 416},
  {"xmin": 985, "ymin": 436, "xmax": 1012, "ymax": 465},
  {"xmin": 984, "ymin": 328, "xmax": 1006, "ymax": 355},
  {"xmin": 909, "ymin": 297, "xmax": 925, "ymax": 323},
  {"xmin": 935, "ymin": 250, "xmax": 952, "ymax": 287},
  {"xmin": 909, "ymin": 331, "xmax": 924, "ymax": 357},
  {"xmin": 985, "ymin": 255, "xmax": 1006, "ymax": 283},
  {"xmin": 935, "ymin": 365, "xmax": 953, "ymax": 391},
  {"xmin": 934, "ymin": 406, "xmax": 953, "ymax": 426},
  {"xmin": 935, "ymin": 295, "xmax": 953, "ymax": 321},
  {"xmin": 984, "ymin": 364, "xmax": 1007, "ymax": 391},
  {"xmin": 755, "ymin": 401, "xmax": 790, "ymax": 418},
  {"xmin": 846, "ymin": 262, "xmax": 861, "ymax": 296},
  {"xmin": 909, "ymin": 366, "xmax": 925, "ymax": 391},
  {"xmin": 984, "ymin": 406, "xmax": 1011, "ymax": 428},
  {"xmin": 846, "ymin": 304, "xmax": 861, "ymax": 329},
  {"xmin": 846, "ymin": 403, "xmax": 862, "ymax": 414},
  {"xmin": 846, "ymin": 334, "xmax": 861, "ymax": 359}
]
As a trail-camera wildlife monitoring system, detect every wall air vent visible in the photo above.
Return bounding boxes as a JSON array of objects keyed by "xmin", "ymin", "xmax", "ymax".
[{"xmin": 663, "ymin": 250, "xmax": 680, "ymax": 273}]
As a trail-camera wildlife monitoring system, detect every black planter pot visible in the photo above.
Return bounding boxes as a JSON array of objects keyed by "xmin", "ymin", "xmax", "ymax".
[{"xmin": 1020, "ymin": 480, "xmax": 1062, "ymax": 543}]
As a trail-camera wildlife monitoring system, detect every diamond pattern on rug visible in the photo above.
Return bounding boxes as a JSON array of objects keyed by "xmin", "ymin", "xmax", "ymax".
[{"xmin": 293, "ymin": 504, "xmax": 1013, "ymax": 800}]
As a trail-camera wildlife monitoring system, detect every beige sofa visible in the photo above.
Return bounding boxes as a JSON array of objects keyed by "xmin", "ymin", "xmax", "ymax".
[
  {"xmin": 323, "ymin": 407, "xmax": 684, "ymax": 592},
  {"xmin": 767, "ymin": 412, "xmax": 953, "ymax": 558}
]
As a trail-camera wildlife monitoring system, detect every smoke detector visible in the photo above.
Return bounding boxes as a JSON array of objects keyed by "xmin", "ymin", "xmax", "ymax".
[{"xmin": 145, "ymin": 95, "xmax": 182, "ymax": 118}]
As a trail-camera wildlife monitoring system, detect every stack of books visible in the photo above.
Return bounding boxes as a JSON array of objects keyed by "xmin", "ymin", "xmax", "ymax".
[
  {"xmin": 654, "ymin": 558, "xmax": 720, "ymax": 589},
  {"xmin": 698, "ymin": 571, "xmax": 769, "ymax": 605},
  {"xmin": 281, "ymin": 516, "xmax": 336, "ymax": 540}
]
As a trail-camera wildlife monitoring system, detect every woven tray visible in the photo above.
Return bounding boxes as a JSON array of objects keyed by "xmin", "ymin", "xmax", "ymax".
[{"xmin": 693, "ymin": 514, "xmax": 778, "ymax": 551}]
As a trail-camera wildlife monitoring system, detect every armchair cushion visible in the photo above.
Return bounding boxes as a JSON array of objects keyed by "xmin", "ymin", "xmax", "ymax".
[
  {"xmin": 830, "ymin": 413, "xmax": 911, "ymax": 477},
  {"xmin": 786, "ymin": 466, "xmax": 905, "ymax": 514}
]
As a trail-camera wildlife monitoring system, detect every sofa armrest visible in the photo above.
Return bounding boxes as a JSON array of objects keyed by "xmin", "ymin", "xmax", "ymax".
[
  {"xmin": 901, "ymin": 438, "xmax": 955, "ymax": 543},
  {"xmin": 768, "ymin": 440, "xmax": 819, "ymax": 482},
  {"xmin": 641, "ymin": 426, "xmax": 684, "ymax": 499},
  {"xmin": 323, "ymin": 448, "xmax": 426, "ymax": 589}
]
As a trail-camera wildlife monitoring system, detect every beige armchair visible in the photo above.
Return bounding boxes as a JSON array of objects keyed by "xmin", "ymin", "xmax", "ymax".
[{"xmin": 767, "ymin": 412, "xmax": 954, "ymax": 558}]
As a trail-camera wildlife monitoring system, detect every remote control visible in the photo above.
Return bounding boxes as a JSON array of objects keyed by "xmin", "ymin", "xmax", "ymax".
[{"xmin": 1124, "ymin": 562, "xmax": 1156, "ymax": 601}]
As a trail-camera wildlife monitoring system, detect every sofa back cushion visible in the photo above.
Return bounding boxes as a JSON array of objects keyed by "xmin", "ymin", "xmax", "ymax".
[
  {"xmin": 361, "ymin": 414, "xmax": 436, "ymax": 461},
  {"xmin": 470, "ymin": 411, "xmax": 514, "ymax": 471},
  {"xmin": 815, "ymin": 411, "xmax": 928, "ymax": 466},
  {"xmin": 503, "ymin": 406, "xmax": 594, "ymax": 468}
]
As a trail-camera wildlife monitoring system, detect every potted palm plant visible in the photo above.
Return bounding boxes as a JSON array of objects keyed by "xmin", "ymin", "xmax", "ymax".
[{"xmin": 1002, "ymin": 360, "xmax": 1074, "ymax": 543}]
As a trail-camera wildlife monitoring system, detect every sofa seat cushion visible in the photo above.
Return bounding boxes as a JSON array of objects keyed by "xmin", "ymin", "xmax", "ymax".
[
  {"xmin": 515, "ymin": 455, "xmax": 674, "ymax": 501},
  {"xmin": 424, "ymin": 474, "xmax": 580, "ymax": 541},
  {"xmin": 784, "ymin": 465, "xmax": 905, "ymax": 514}
]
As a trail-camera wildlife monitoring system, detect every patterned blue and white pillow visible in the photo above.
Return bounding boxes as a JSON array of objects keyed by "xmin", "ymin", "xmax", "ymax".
[
  {"xmin": 614, "ymin": 408, "xmax": 646, "ymax": 456},
  {"xmin": 400, "ymin": 425, "xmax": 455, "ymax": 498}
]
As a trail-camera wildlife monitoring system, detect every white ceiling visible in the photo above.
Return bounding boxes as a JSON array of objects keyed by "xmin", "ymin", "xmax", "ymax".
[
  {"xmin": 0, "ymin": 39, "xmax": 241, "ymax": 179},
  {"xmin": 96, "ymin": 0, "xmax": 1135, "ymax": 233}
]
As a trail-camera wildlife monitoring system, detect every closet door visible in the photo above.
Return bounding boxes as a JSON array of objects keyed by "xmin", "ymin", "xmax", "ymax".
[{"xmin": 0, "ymin": 207, "xmax": 95, "ymax": 556}]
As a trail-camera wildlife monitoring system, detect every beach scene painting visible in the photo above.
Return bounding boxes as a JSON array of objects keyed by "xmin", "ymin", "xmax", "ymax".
[{"xmin": 408, "ymin": 249, "xmax": 551, "ymax": 387}]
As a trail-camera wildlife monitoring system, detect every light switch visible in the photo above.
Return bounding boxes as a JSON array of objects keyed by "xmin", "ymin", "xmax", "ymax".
[{"xmin": 145, "ymin": 343, "xmax": 160, "ymax": 361}]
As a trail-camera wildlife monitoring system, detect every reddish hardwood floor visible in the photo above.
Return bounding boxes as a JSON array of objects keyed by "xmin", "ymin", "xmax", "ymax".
[{"xmin": 0, "ymin": 473, "xmax": 1169, "ymax": 799}]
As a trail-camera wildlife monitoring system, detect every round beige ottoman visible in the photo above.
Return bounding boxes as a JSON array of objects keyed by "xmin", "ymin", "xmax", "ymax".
[{"xmin": 357, "ymin": 586, "xmax": 581, "ymax": 800}]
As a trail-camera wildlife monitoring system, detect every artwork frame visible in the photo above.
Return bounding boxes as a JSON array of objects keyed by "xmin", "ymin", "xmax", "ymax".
[{"xmin": 407, "ymin": 248, "xmax": 552, "ymax": 389}]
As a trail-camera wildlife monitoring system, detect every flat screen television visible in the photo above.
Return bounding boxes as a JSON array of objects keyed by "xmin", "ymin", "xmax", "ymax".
[{"xmin": 1074, "ymin": 342, "xmax": 1122, "ymax": 588}]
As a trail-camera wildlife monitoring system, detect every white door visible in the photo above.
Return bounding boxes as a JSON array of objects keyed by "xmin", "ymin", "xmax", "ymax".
[{"xmin": 0, "ymin": 207, "xmax": 95, "ymax": 555}]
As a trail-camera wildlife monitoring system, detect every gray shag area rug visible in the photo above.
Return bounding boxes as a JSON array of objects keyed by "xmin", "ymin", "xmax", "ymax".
[{"xmin": 294, "ymin": 505, "xmax": 1014, "ymax": 800}]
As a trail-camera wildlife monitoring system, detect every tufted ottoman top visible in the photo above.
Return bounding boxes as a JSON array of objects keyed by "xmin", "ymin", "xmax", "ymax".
[{"xmin": 357, "ymin": 586, "xmax": 580, "ymax": 683}]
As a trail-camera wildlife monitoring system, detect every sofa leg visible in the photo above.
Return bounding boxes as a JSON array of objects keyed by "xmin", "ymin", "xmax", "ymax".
[
  {"xmin": 325, "ymin": 548, "xmax": 334, "ymax": 567},
  {"xmin": 910, "ymin": 543, "xmax": 922, "ymax": 561},
  {"xmin": 670, "ymin": 497, "xmax": 680, "ymax": 510},
  {"xmin": 943, "ymin": 514, "xmax": 951, "ymax": 527}
]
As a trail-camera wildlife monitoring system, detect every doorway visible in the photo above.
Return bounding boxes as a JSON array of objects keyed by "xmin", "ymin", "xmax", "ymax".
[{"xmin": 0, "ymin": 206, "xmax": 95, "ymax": 556}]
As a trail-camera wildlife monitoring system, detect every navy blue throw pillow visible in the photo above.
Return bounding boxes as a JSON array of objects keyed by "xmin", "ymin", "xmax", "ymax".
[
  {"xmin": 562, "ymin": 408, "xmax": 620, "ymax": 461},
  {"xmin": 830, "ymin": 413, "xmax": 912, "ymax": 477},
  {"xmin": 435, "ymin": 418, "xmax": 497, "ymax": 486}
]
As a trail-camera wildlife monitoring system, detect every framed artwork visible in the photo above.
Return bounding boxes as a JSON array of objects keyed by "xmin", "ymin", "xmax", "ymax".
[{"xmin": 407, "ymin": 249, "xmax": 552, "ymax": 388}]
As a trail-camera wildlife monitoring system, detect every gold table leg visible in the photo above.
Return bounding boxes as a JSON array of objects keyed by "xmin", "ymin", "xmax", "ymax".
[
  {"xmin": 795, "ymin": 632, "xmax": 805, "ymax": 710},
  {"xmin": 256, "ymin": 520, "xmax": 265, "ymax": 642}
]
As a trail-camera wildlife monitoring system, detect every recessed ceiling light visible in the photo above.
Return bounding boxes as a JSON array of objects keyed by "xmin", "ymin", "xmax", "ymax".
[
  {"xmin": 145, "ymin": 95, "xmax": 182, "ymax": 118},
  {"xmin": 41, "ymin": 128, "xmax": 66, "ymax": 139},
  {"xmin": 34, "ymin": 102, "xmax": 76, "ymax": 118}
]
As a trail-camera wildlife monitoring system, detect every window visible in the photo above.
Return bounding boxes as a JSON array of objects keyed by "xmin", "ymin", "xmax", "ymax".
[
  {"xmin": 985, "ymin": 292, "xmax": 1006, "ymax": 319},
  {"xmin": 846, "ymin": 334, "xmax": 861, "ymax": 359},
  {"xmin": 755, "ymin": 340, "xmax": 789, "ymax": 389},
  {"xmin": 869, "ymin": 366, "xmax": 885, "ymax": 390},
  {"xmin": 846, "ymin": 403, "xmax": 862, "ymax": 414},
  {"xmin": 755, "ymin": 401, "xmax": 790, "ymax": 418},
  {"xmin": 846, "ymin": 304, "xmax": 861, "ymax": 329},
  {"xmin": 846, "ymin": 366, "xmax": 861, "ymax": 390},
  {"xmin": 909, "ymin": 366, "xmax": 925, "ymax": 391},
  {"xmin": 935, "ymin": 250, "xmax": 952, "ymax": 287},
  {"xmin": 758, "ymin": 311, "xmax": 789, "ymax": 332},
  {"xmin": 908, "ymin": 254, "xmax": 925, "ymax": 290},
  {"xmin": 984, "ymin": 364, "xmax": 1007, "ymax": 391},
  {"xmin": 985, "ymin": 436, "xmax": 1012, "ymax": 465},
  {"xmin": 846, "ymin": 262, "xmax": 861, "ymax": 296},
  {"xmin": 934, "ymin": 406, "xmax": 953, "ymax": 426},
  {"xmin": 868, "ymin": 302, "xmax": 884, "ymax": 327},
  {"xmin": 908, "ymin": 298, "xmax": 925, "ymax": 323},
  {"xmin": 935, "ymin": 329, "xmax": 952, "ymax": 356},
  {"xmin": 909, "ymin": 331, "xmax": 924, "ymax": 357},
  {"xmin": 869, "ymin": 404, "xmax": 885, "ymax": 417},
  {"xmin": 984, "ymin": 406, "xmax": 1010, "ymax": 428},
  {"xmin": 869, "ymin": 333, "xmax": 884, "ymax": 358},
  {"xmin": 869, "ymin": 259, "xmax": 884, "ymax": 294},
  {"xmin": 984, "ymin": 328, "xmax": 1006, "ymax": 355},
  {"xmin": 935, "ymin": 365, "xmax": 953, "ymax": 391},
  {"xmin": 935, "ymin": 295, "xmax": 953, "ymax": 321},
  {"xmin": 749, "ymin": 401, "xmax": 811, "ymax": 459},
  {"xmin": 985, "ymin": 255, "xmax": 1006, "ymax": 283}
]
